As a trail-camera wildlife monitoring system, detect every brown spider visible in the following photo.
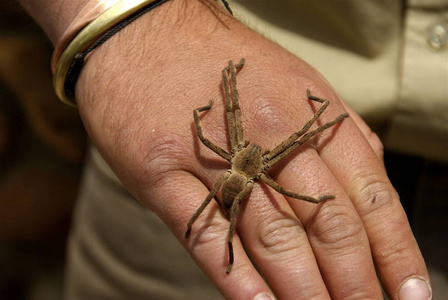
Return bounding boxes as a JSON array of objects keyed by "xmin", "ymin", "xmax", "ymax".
[{"xmin": 185, "ymin": 59, "xmax": 349, "ymax": 273}]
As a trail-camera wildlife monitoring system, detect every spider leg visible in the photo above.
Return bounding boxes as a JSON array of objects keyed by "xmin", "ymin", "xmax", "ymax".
[
  {"xmin": 230, "ymin": 59, "xmax": 245, "ymax": 149},
  {"xmin": 218, "ymin": 0, "xmax": 233, "ymax": 15},
  {"xmin": 222, "ymin": 59, "xmax": 245, "ymax": 153},
  {"xmin": 265, "ymin": 90, "xmax": 331, "ymax": 163},
  {"xmin": 226, "ymin": 180, "xmax": 254, "ymax": 274},
  {"xmin": 223, "ymin": 58, "xmax": 245, "ymax": 71},
  {"xmin": 222, "ymin": 62, "xmax": 237, "ymax": 151},
  {"xmin": 185, "ymin": 170, "xmax": 232, "ymax": 238},
  {"xmin": 260, "ymin": 173, "xmax": 334, "ymax": 204},
  {"xmin": 194, "ymin": 101, "xmax": 231, "ymax": 162},
  {"xmin": 267, "ymin": 112, "xmax": 349, "ymax": 168}
]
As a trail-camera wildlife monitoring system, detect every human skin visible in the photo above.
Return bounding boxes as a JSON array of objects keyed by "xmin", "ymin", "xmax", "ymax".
[{"xmin": 19, "ymin": 0, "xmax": 431, "ymax": 299}]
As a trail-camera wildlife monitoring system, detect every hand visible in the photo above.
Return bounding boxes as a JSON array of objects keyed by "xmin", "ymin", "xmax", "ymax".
[{"xmin": 71, "ymin": 1, "xmax": 430, "ymax": 299}]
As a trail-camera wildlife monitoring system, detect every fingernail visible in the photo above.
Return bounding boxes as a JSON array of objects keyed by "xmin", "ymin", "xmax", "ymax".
[
  {"xmin": 397, "ymin": 276, "xmax": 432, "ymax": 300},
  {"xmin": 253, "ymin": 292, "xmax": 275, "ymax": 300}
]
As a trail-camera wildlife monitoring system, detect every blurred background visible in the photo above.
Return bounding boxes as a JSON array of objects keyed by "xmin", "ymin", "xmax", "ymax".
[
  {"xmin": 0, "ymin": 1, "xmax": 86, "ymax": 299},
  {"xmin": 0, "ymin": 1, "xmax": 446, "ymax": 299}
]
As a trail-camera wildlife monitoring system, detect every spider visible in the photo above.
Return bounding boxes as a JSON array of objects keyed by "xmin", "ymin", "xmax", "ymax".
[{"xmin": 185, "ymin": 59, "xmax": 349, "ymax": 273}]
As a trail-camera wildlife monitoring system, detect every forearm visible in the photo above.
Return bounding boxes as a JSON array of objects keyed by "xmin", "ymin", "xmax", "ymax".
[{"xmin": 18, "ymin": 0, "xmax": 90, "ymax": 44}]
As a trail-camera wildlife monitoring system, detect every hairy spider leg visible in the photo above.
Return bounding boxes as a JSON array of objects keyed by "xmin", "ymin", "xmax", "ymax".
[
  {"xmin": 222, "ymin": 59, "xmax": 245, "ymax": 153},
  {"xmin": 194, "ymin": 101, "xmax": 231, "ymax": 162},
  {"xmin": 185, "ymin": 171, "xmax": 232, "ymax": 238},
  {"xmin": 222, "ymin": 63, "xmax": 238, "ymax": 151},
  {"xmin": 226, "ymin": 180, "xmax": 254, "ymax": 274},
  {"xmin": 230, "ymin": 59, "xmax": 245, "ymax": 148},
  {"xmin": 259, "ymin": 92, "xmax": 348, "ymax": 203},
  {"xmin": 267, "ymin": 112, "xmax": 349, "ymax": 169},
  {"xmin": 264, "ymin": 90, "xmax": 331, "ymax": 163},
  {"xmin": 260, "ymin": 173, "xmax": 334, "ymax": 204}
]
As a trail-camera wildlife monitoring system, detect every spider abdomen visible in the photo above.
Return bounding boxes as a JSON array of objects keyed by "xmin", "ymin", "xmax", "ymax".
[{"xmin": 221, "ymin": 172, "xmax": 248, "ymax": 213}]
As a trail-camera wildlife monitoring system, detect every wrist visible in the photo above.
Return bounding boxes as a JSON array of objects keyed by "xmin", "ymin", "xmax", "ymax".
[
  {"xmin": 75, "ymin": 0, "xmax": 245, "ymax": 106},
  {"xmin": 19, "ymin": 0, "xmax": 91, "ymax": 44},
  {"xmin": 53, "ymin": 0, "xmax": 174, "ymax": 106}
]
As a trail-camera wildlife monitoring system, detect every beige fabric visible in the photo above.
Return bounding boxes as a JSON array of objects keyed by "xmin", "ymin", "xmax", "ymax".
[
  {"xmin": 233, "ymin": 0, "xmax": 402, "ymax": 123},
  {"xmin": 232, "ymin": 0, "xmax": 448, "ymax": 162},
  {"xmin": 386, "ymin": 9, "xmax": 448, "ymax": 161},
  {"xmin": 409, "ymin": 0, "xmax": 448, "ymax": 8}
]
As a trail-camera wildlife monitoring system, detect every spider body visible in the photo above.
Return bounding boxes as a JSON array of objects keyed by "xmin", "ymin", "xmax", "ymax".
[
  {"xmin": 185, "ymin": 59, "xmax": 349, "ymax": 273},
  {"xmin": 222, "ymin": 144, "xmax": 262, "ymax": 211},
  {"xmin": 232, "ymin": 144, "xmax": 263, "ymax": 177},
  {"xmin": 221, "ymin": 172, "xmax": 248, "ymax": 213}
]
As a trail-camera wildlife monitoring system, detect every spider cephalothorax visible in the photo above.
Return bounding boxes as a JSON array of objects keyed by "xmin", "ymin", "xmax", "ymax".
[{"xmin": 185, "ymin": 59, "xmax": 349, "ymax": 273}]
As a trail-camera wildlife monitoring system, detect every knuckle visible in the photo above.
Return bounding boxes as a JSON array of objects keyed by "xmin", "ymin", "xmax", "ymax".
[
  {"xmin": 136, "ymin": 132, "xmax": 190, "ymax": 187},
  {"xmin": 257, "ymin": 214, "xmax": 305, "ymax": 255},
  {"xmin": 375, "ymin": 237, "xmax": 420, "ymax": 271},
  {"xmin": 305, "ymin": 291, "xmax": 332, "ymax": 300},
  {"xmin": 247, "ymin": 96, "xmax": 294, "ymax": 140},
  {"xmin": 188, "ymin": 215, "xmax": 229, "ymax": 252},
  {"xmin": 338, "ymin": 288, "xmax": 380, "ymax": 300},
  {"xmin": 311, "ymin": 202, "xmax": 365, "ymax": 249},
  {"xmin": 351, "ymin": 170, "xmax": 399, "ymax": 218},
  {"xmin": 376, "ymin": 234, "xmax": 414, "ymax": 265},
  {"xmin": 372, "ymin": 217, "xmax": 419, "ymax": 268}
]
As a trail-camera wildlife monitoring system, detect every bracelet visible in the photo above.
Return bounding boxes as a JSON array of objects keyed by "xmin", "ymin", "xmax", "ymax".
[
  {"xmin": 51, "ymin": 0, "xmax": 120, "ymax": 74},
  {"xmin": 52, "ymin": 0, "xmax": 233, "ymax": 107},
  {"xmin": 53, "ymin": 0, "xmax": 171, "ymax": 107}
]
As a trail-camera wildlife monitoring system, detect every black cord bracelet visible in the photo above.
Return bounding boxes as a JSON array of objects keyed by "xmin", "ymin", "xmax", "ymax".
[
  {"xmin": 65, "ymin": 0, "xmax": 170, "ymax": 100},
  {"xmin": 63, "ymin": 0, "xmax": 233, "ymax": 102}
]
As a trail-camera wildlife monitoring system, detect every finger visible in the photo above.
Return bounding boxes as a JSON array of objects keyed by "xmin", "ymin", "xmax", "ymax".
[
  {"xmin": 273, "ymin": 144, "xmax": 384, "ymax": 299},
  {"xmin": 191, "ymin": 159, "xmax": 331, "ymax": 299},
  {"xmin": 340, "ymin": 101, "xmax": 384, "ymax": 163},
  {"xmin": 238, "ymin": 182, "xmax": 331, "ymax": 299},
  {"xmin": 145, "ymin": 170, "xmax": 273, "ymax": 300},
  {"xmin": 317, "ymin": 114, "xmax": 432, "ymax": 299},
  {"xmin": 311, "ymin": 71, "xmax": 384, "ymax": 163}
]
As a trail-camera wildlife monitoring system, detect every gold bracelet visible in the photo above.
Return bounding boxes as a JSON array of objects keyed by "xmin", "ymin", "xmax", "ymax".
[
  {"xmin": 53, "ymin": 0, "xmax": 168, "ymax": 107},
  {"xmin": 51, "ymin": 0, "xmax": 120, "ymax": 74}
]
